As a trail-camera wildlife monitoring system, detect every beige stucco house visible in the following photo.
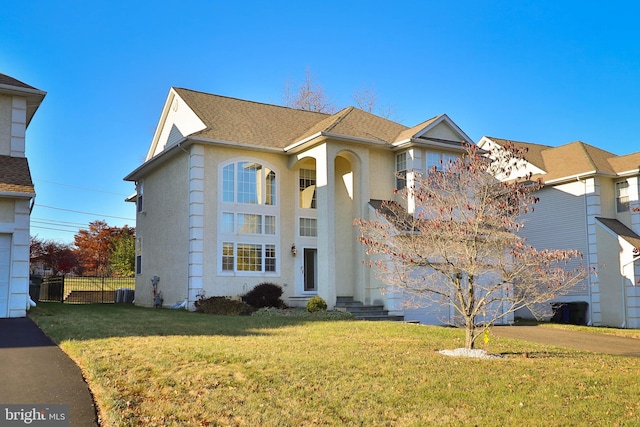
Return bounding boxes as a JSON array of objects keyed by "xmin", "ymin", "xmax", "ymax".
[
  {"xmin": 0, "ymin": 73, "xmax": 46, "ymax": 318},
  {"xmin": 125, "ymin": 87, "xmax": 472, "ymax": 321},
  {"xmin": 479, "ymin": 136, "xmax": 640, "ymax": 328}
]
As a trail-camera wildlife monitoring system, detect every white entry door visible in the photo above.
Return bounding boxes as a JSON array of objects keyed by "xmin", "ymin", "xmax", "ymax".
[{"xmin": 0, "ymin": 234, "xmax": 11, "ymax": 318}]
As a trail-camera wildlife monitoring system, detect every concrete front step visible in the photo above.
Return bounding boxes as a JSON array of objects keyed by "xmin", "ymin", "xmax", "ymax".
[{"xmin": 335, "ymin": 296, "xmax": 403, "ymax": 321}]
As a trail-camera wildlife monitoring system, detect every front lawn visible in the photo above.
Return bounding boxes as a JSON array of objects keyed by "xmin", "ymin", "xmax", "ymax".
[{"xmin": 30, "ymin": 303, "xmax": 640, "ymax": 426}]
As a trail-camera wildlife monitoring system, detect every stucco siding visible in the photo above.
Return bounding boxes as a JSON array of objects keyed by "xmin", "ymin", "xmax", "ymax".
[
  {"xmin": 595, "ymin": 225, "xmax": 624, "ymax": 327},
  {"xmin": 135, "ymin": 153, "xmax": 190, "ymax": 307}
]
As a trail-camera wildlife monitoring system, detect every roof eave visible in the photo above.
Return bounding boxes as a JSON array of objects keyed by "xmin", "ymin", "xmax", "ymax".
[
  {"xmin": 284, "ymin": 132, "xmax": 389, "ymax": 153},
  {"xmin": 0, "ymin": 191, "xmax": 35, "ymax": 198},
  {"xmin": 189, "ymin": 136, "xmax": 284, "ymax": 154}
]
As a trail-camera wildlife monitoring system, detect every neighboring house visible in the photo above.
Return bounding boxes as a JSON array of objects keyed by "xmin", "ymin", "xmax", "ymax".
[
  {"xmin": 478, "ymin": 136, "xmax": 640, "ymax": 328},
  {"xmin": 0, "ymin": 73, "xmax": 46, "ymax": 318},
  {"xmin": 125, "ymin": 87, "xmax": 473, "ymax": 322}
]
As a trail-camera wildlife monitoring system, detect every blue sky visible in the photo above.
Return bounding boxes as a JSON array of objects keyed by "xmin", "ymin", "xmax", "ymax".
[{"xmin": 2, "ymin": 1, "xmax": 640, "ymax": 243}]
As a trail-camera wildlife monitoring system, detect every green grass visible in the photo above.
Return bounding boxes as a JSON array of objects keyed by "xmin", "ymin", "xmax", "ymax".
[{"xmin": 30, "ymin": 303, "xmax": 640, "ymax": 426}]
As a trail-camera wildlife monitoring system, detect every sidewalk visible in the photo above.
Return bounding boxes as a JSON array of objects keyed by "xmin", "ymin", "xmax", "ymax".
[
  {"xmin": 492, "ymin": 325, "xmax": 640, "ymax": 357},
  {"xmin": 0, "ymin": 317, "xmax": 98, "ymax": 426}
]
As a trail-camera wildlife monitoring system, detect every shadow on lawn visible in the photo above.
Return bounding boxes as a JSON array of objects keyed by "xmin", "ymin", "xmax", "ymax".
[{"xmin": 28, "ymin": 302, "xmax": 344, "ymax": 343}]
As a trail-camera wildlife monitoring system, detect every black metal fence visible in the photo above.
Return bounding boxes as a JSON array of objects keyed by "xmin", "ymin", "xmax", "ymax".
[{"xmin": 34, "ymin": 275, "xmax": 135, "ymax": 304}]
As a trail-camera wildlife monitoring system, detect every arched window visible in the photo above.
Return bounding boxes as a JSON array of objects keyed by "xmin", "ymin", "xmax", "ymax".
[{"xmin": 222, "ymin": 161, "xmax": 276, "ymax": 205}]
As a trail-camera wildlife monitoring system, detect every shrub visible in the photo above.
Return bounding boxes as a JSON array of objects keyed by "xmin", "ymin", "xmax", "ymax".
[
  {"xmin": 242, "ymin": 282, "xmax": 285, "ymax": 309},
  {"xmin": 194, "ymin": 296, "xmax": 250, "ymax": 315},
  {"xmin": 306, "ymin": 296, "xmax": 327, "ymax": 312}
]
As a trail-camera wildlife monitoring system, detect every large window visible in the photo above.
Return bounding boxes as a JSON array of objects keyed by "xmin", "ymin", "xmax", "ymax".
[
  {"xmin": 223, "ymin": 162, "xmax": 276, "ymax": 205},
  {"xmin": 299, "ymin": 169, "xmax": 316, "ymax": 208},
  {"xmin": 221, "ymin": 243, "xmax": 276, "ymax": 272},
  {"xmin": 617, "ymin": 181, "xmax": 630, "ymax": 213},
  {"xmin": 427, "ymin": 152, "xmax": 458, "ymax": 172},
  {"xmin": 220, "ymin": 160, "xmax": 279, "ymax": 275},
  {"xmin": 395, "ymin": 152, "xmax": 407, "ymax": 190}
]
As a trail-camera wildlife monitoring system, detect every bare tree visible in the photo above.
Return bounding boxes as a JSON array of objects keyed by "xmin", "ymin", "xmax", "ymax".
[
  {"xmin": 283, "ymin": 69, "xmax": 336, "ymax": 113},
  {"xmin": 354, "ymin": 143, "xmax": 591, "ymax": 349},
  {"xmin": 353, "ymin": 84, "xmax": 396, "ymax": 120}
]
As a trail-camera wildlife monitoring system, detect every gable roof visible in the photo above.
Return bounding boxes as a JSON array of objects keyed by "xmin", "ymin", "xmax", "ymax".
[
  {"xmin": 172, "ymin": 88, "xmax": 466, "ymax": 150},
  {"xmin": 596, "ymin": 217, "xmax": 640, "ymax": 250},
  {"xmin": 126, "ymin": 87, "xmax": 472, "ymax": 181},
  {"xmin": 0, "ymin": 73, "xmax": 47, "ymax": 126},
  {"xmin": 0, "ymin": 155, "xmax": 35, "ymax": 195},
  {"xmin": 483, "ymin": 137, "xmax": 637, "ymax": 183}
]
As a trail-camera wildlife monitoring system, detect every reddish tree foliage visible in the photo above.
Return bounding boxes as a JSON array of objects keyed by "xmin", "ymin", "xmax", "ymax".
[
  {"xmin": 355, "ymin": 143, "xmax": 592, "ymax": 349},
  {"xmin": 73, "ymin": 220, "xmax": 135, "ymax": 276},
  {"xmin": 30, "ymin": 236, "xmax": 77, "ymax": 275}
]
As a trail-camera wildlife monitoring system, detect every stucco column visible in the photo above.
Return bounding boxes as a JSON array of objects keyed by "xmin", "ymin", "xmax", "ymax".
[{"xmin": 310, "ymin": 143, "xmax": 337, "ymax": 308}]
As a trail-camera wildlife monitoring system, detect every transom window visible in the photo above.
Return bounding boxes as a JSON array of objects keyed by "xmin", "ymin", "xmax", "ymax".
[
  {"xmin": 222, "ymin": 212, "xmax": 276, "ymax": 235},
  {"xmin": 223, "ymin": 161, "xmax": 276, "ymax": 205},
  {"xmin": 299, "ymin": 169, "xmax": 316, "ymax": 209},
  {"xmin": 616, "ymin": 181, "xmax": 630, "ymax": 213}
]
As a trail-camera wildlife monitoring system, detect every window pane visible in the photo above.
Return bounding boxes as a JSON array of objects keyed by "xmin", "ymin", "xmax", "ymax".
[
  {"xmin": 299, "ymin": 217, "xmax": 317, "ymax": 237},
  {"xmin": 222, "ymin": 212, "xmax": 234, "ymax": 233},
  {"xmin": 223, "ymin": 164, "xmax": 235, "ymax": 202},
  {"xmin": 266, "ymin": 170, "xmax": 276, "ymax": 206},
  {"xmin": 237, "ymin": 213, "xmax": 262, "ymax": 234},
  {"xmin": 396, "ymin": 153, "xmax": 407, "ymax": 190},
  {"xmin": 265, "ymin": 215, "xmax": 276, "ymax": 235},
  {"xmin": 265, "ymin": 244, "xmax": 276, "ymax": 272},
  {"xmin": 300, "ymin": 169, "xmax": 317, "ymax": 209},
  {"xmin": 237, "ymin": 162, "xmax": 259, "ymax": 204},
  {"xmin": 427, "ymin": 152, "xmax": 442, "ymax": 171},
  {"xmin": 237, "ymin": 244, "xmax": 262, "ymax": 271},
  {"xmin": 617, "ymin": 181, "xmax": 630, "ymax": 213},
  {"xmin": 222, "ymin": 242, "xmax": 234, "ymax": 271}
]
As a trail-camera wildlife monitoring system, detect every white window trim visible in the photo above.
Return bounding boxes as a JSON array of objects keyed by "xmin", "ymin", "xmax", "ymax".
[{"xmin": 218, "ymin": 158, "xmax": 280, "ymax": 276}]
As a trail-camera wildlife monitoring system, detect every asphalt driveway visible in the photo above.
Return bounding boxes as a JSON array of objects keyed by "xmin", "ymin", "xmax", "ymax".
[
  {"xmin": 0, "ymin": 317, "xmax": 98, "ymax": 426},
  {"xmin": 492, "ymin": 325, "xmax": 640, "ymax": 357}
]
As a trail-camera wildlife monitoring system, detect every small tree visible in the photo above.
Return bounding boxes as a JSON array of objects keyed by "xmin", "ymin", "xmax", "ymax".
[
  {"xmin": 109, "ymin": 228, "xmax": 136, "ymax": 277},
  {"xmin": 355, "ymin": 143, "xmax": 591, "ymax": 349}
]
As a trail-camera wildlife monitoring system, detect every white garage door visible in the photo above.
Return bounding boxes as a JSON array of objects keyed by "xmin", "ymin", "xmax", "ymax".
[
  {"xmin": 0, "ymin": 234, "xmax": 11, "ymax": 318},
  {"xmin": 403, "ymin": 297, "xmax": 453, "ymax": 325}
]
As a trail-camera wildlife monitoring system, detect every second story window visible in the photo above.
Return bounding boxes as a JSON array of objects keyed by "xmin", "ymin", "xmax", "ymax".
[
  {"xmin": 616, "ymin": 181, "xmax": 630, "ymax": 213},
  {"xmin": 223, "ymin": 161, "xmax": 276, "ymax": 205},
  {"xmin": 299, "ymin": 169, "xmax": 316, "ymax": 209},
  {"xmin": 395, "ymin": 152, "xmax": 407, "ymax": 190}
]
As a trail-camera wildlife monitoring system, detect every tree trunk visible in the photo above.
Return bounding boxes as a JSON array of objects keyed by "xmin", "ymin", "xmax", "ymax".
[{"xmin": 465, "ymin": 322, "xmax": 475, "ymax": 349}]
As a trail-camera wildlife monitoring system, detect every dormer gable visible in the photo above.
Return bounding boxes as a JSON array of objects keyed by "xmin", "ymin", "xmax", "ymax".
[{"xmin": 393, "ymin": 114, "xmax": 473, "ymax": 151}]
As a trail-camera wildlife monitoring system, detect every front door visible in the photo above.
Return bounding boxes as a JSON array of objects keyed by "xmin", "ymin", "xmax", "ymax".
[{"xmin": 303, "ymin": 248, "xmax": 317, "ymax": 292}]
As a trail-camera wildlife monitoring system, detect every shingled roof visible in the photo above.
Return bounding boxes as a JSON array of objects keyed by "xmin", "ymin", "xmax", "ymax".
[
  {"xmin": 173, "ymin": 88, "xmax": 431, "ymax": 149},
  {"xmin": 485, "ymin": 137, "xmax": 639, "ymax": 182},
  {"xmin": 0, "ymin": 73, "xmax": 39, "ymax": 91},
  {"xmin": 0, "ymin": 155, "xmax": 35, "ymax": 195}
]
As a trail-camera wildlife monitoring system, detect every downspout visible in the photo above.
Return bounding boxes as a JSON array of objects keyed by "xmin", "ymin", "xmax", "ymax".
[
  {"xmin": 177, "ymin": 139, "xmax": 191, "ymax": 307},
  {"xmin": 577, "ymin": 174, "xmax": 594, "ymax": 325},
  {"xmin": 620, "ymin": 254, "xmax": 640, "ymax": 329}
]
